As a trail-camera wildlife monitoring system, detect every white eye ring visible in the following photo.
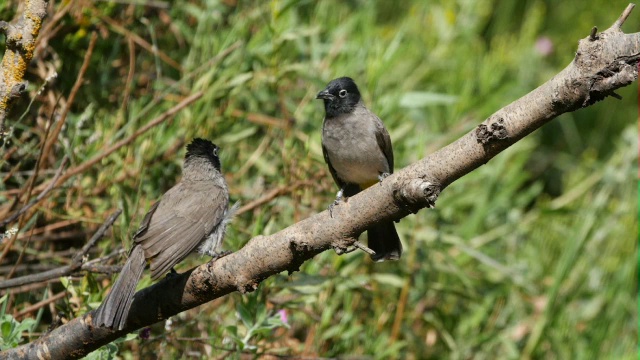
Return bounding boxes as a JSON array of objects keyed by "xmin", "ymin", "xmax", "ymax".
[
  {"xmin": 338, "ymin": 89, "xmax": 348, "ymax": 98},
  {"xmin": 213, "ymin": 148, "xmax": 219, "ymax": 156}
]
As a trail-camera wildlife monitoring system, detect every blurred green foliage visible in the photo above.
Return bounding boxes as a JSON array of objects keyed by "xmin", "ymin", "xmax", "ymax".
[{"xmin": 0, "ymin": 0, "xmax": 637, "ymax": 358}]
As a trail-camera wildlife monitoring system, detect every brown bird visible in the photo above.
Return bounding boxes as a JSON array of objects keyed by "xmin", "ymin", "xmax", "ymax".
[{"xmin": 94, "ymin": 138, "xmax": 235, "ymax": 330}]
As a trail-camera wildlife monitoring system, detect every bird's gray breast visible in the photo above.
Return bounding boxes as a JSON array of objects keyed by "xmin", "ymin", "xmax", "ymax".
[{"xmin": 322, "ymin": 108, "xmax": 389, "ymax": 186}]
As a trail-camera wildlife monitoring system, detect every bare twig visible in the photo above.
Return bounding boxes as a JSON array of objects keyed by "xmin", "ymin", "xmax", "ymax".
[
  {"xmin": 42, "ymin": 32, "xmax": 97, "ymax": 163},
  {"xmin": 16, "ymin": 291, "xmax": 67, "ymax": 319},
  {"xmin": 0, "ymin": 156, "xmax": 68, "ymax": 228},
  {"xmin": 27, "ymin": 92, "xmax": 203, "ymax": 196},
  {"xmin": 0, "ymin": 210, "xmax": 122, "ymax": 290},
  {"xmin": 353, "ymin": 241, "xmax": 376, "ymax": 256},
  {"xmin": 236, "ymin": 180, "xmax": 314, "ymax": 215},
  {"xmin": 97, "ymin": 12, "xmax": 182, "ymax": 71},
  {"xmin": 614, "ymin": 3, "xmax": 635, "ymax": 29},
  {"xmin": 0, "ymin": 155, "xmax": 68, "ymax": 266},
  {"xmin": 118, "ymin": 36, "xmax": 136, "ymax": 121},
  {"xmin": 34, "ymin": 1, "xmax": 73, "ymax": 60}
]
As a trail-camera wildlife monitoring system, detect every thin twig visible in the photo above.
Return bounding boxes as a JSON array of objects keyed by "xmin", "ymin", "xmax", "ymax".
[
  {"xmin": 30, "ymin": 92, "xmax": 203, "ymax": 195},
  {"xmin": 353, "ymin": 241, "xmax": 376, "ymax": 256},
  {"xmin": 613, "ymin": 3, "xmax": 635, "ymax": 29},
  {"xmin": 97, "ymin": 13, "xmax": 182, "ymax": 71},
  {"xmin": 0, "ymin": 210, "xmax": 122, "ymax": 290},
  {"xmin": 0, "ymin": 155, "xmax": 68, "ymax": 266},
  {"xmin": 72, "ymin": 210, "xmax": 123, "ymax": 264},
  {"xmin": 118, "ymin": 36, "xmax": 136, "ymax": 120},
  {"xmin": 34, "ymin": 1, "xmax": 73, "ymax": 59},
  {"xmin": 0, "ymin": 156, "xmax": 68, "ymax": 228},
  {"xmin": 6, "ymin": 214, "xmax": 40, "ymax": 280},
  {"xmin": 80, "ymin": 264, "xmax": 122, "ymax": 275},
  {"xmin": 236, "ymin": 180, "xmax": 314, "ymax": 215},
  {"xmin": 1, "ymin": 100, "xmax": 59, "ymax": 265},
  {"xmin": 42, "ymin": 32, "xmax": 97, "ymax": 163},
  {"xmin": 15, "ymin": 291, "xmax": 66, "ymax": 319}
]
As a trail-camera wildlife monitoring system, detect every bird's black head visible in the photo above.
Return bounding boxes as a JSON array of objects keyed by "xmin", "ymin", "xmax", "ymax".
[
  {"xmin": 316, "ymin": 77, "xmax": 362, "ymax": 118},
  {"xmin": 185, "ymin": 138, "xmax": 221, "ymax": 171}
]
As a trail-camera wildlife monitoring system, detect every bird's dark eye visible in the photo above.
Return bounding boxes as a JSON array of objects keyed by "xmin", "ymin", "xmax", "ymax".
[
  {"xmin": 338, "ymin": 89, "xmax": 348, "ymax": 98},
  {"xmin": 213, "ymin": 147, "xmax": 219, "ymax": 156}
]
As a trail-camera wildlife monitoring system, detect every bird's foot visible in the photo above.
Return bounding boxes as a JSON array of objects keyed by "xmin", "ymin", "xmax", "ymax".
[
  {"xmin": 205, "ymin": 250, "xmax": 232, "ymax": 276},
  {"xmin": 207, "ymin": 250, "xmax": 233, "ymax": 261},
  {"xmin": 378, "ymin": 172, "xmax": 391, "ymax": 185},
  {"xmin": 328, "ymin": 189, "xmax": 346, "ymax": 218}
]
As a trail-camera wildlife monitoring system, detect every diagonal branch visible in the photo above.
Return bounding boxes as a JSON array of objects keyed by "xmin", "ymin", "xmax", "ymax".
[{"xmin": 4, "ymin": 5, "xmax": 638, "ymax": 359}]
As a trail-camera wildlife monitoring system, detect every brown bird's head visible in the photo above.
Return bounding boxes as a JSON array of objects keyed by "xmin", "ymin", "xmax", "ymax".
[{"xmin": 185, "ymin": 138, "xmax": 221, "ymax": 171}]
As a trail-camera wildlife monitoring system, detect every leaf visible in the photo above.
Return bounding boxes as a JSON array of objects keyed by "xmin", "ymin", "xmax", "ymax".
[
  {"xmin": 236, "ymin": 302, "xmax": 254, "ymax": 329},
  {"xmin": 371, "ymin": 273, "xmax": 406, "ymax": 288}
]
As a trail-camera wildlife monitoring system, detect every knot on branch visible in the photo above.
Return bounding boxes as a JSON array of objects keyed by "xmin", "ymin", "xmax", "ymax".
[
  {"xmin": 235, "ymin": 275, "xmax": 259, "ymax": 294},
  {"xmin": 9, "ymin": 82, "xmax": 27, "ymax": 99},
  {"xmin": 287, "ymin": 238, "xmax": 312, "ymax": 274},
  {"xmin": 0, "ymin": 21, "xmax": 20, "ymax": 47},
  {"xmin": 330, "ymin": 236, "xmax": 358, "ymax": 256},
  {"xmin": 475, "ymin": 116, "xmax": 508, "ymax": 145},
  {"xmin": 393, "ymin": 178, "xmax": 440, "ymax": 214},
  {"xmin": 583, "ymin": 55, "xmax": 639, "ymax": 106}
]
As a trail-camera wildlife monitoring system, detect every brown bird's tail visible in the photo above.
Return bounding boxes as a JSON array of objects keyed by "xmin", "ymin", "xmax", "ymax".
[
  {"xmin": 368, "ymin": 222, "xmax": 402, "ymax": 262},
  {"xmin": 93, "ymin": 246, "xmax": 146, "ymax": 330}
]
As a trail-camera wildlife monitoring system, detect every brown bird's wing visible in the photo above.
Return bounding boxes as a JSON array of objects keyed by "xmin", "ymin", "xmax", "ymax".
[
  {"xmin": 373, "ymin": 115, "xmax": 394, "ymax": 173},
  {"xmin": 132, "ymin": 200, "xmax": 160, "ymax": 239},
  {"xmin": 134, "ymin": 181, "xmax": 228, "ymax": 280}
]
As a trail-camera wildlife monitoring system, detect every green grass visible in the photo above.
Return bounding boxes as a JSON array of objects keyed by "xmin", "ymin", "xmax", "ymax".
[{"xmin": 0, "ymin": 0, "xmax": 637, "ymax": 358}]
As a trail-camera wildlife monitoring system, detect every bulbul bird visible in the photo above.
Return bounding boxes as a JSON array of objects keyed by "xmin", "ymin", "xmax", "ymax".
[
  {"xmin": 94, "ymin": 138, "xmax": 236, "ymax": 330},
  {"xmin": 317, "ymin": 77, "xmax": 402, "ymax": 261}
]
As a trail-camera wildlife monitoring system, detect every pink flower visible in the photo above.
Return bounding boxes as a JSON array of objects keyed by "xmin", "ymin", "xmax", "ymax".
[
  {"xmin": 535, "ymin": 36, "xmax": 554, "ymax": 56},
  {"xmin": 278, "ymin": 309, "xmax": 288, "ymax": 325}
]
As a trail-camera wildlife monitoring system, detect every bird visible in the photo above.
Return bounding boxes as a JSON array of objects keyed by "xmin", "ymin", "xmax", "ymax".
[
  {"xmin": 93, "ymin": 138, "xmax": 236, "ymax": 330},
  {"xmin": 316, "ymin": 77, "xmax": 402, "ymax": 261}
]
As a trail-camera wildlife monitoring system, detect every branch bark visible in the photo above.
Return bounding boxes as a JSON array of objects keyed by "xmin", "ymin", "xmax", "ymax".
[
  {"xmin": 0, "ymin": 0, "xmax": 49, "ymax": 139},
  {"xmin": 4, "ymin": 4, "xmax": 638, "ymax": 359}
]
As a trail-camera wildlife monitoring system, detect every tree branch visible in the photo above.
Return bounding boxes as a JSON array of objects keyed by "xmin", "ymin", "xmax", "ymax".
[
  {"xmin": 4, "ymin": 5, "xmax": 638, "ymax": 359},
  {"xmin": 0, "ymin": 0, "xmax": 49, "ymax": 140}
]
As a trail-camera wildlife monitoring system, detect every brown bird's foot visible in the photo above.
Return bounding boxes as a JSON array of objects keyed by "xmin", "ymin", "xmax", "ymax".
[
  {"xmin": 205, "ymin": 250, "xmax": 232, "ymax": 276},
  {"xmin": 207, "ymin": 250, "xmax": 233, "ymax": 261},
  {"xmin": 378, "ymin": 172, "xmax": 391, "ymax": 184}
]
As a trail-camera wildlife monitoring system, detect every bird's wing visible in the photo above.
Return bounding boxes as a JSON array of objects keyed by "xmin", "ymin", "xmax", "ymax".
[
  {"xmin": 134, "ymin": 181, "xmax": 229, "ymax": 280},
  {"xmin": 132, "ymin": 200, "xmax": 160, "ymax": 239},
  {"xmin": 373, "ymin": 115, "xmax": 394, "ymax": 173},
  {"xmin": 321, "ymin": 119, "xmax": 348, "ymax": 190}
]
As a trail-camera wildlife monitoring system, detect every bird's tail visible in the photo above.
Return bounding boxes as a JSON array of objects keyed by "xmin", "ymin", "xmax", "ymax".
[
  {"xmin": 368, "ymin": 222, "xmax": 402, "ymax": 262},
  {"xmin": 93, "ymin": 246, "xmax": 146, "ymax": 330}
]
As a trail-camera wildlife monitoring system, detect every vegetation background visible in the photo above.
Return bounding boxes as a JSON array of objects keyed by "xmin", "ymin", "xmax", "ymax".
[{"xmin": 0, "ymin": 0, "xmax": 637, "ymax": 358}]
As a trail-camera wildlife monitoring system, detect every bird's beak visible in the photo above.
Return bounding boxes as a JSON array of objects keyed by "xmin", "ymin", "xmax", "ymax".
[{"xmin": 316, "ymin": 89, "xmax": 334, "ymax": 100}]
